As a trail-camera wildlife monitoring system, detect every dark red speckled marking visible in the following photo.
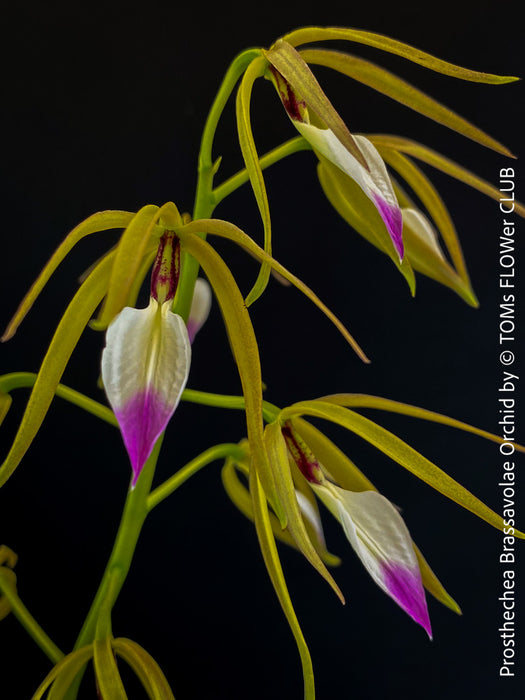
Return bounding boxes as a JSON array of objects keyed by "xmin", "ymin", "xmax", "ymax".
[{"xmin": 282, "ymin": 424, "xmax": 322, "ymax": 484}]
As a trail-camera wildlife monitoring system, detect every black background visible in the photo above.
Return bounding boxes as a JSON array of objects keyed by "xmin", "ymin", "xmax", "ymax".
[{"xmin": 1, "ymin": 1, "xmax": 524, "ymax": 698}]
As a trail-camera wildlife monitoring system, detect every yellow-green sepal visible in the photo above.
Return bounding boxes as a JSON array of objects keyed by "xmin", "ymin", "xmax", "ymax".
[
  {"xmin": 0, "ymin": 252, "xmax": 115, "ymax": 488},
  {"xmin": 373, "ymin": 143, "xmax": 474, "ymax": 290},
  {"xmin": 96, "ymin": 204, "xmax": 165, "ymax": 328},
  {"xmin": 178, "ymin": 218, "xmax": 369, "ymax": 362},
  {"xmin": 317, "ymin": 157, "xmax": 416, "ymax": 294},
  {"xmin": 0, "ymin": 392, "xmax": 12, "ymax": 426},
  {"xmin": 414, "ymin": 545, "xmax": 462, "ymax": 615},
  {"xmin": 281, "ymin": 27, "xmax": 519, "ymax": 86},
  {"xmin": 177, "ymin": 230, "xmax": 285, "ymax": 525},
  {"xmin": 93, "ymin": 637, "xmax": 127, "ymax": 700},
  {"xmin": 264, "ymin": 421, "xmax": 344, "ymax": 601},
  {"xmin": 250, "ymin": 466, "xmax": 315, "ymax": 700},
  {"xmin": 112, "ymin": 638, "xmax": 175, "ymax": 700},
  {"xmin": 281, "ymin": 400, "xmax": 525, "ymax": 538},
  {"xmin": 236, "ymin": 55, "xmax": 273, "ymax": 306},
  {"xmin": 264, "ymin": 40, "xmax": 367, "ymax": 169},
  {"xmin": 300, "ymin": 48, "xmax": 514, "ymax": 156},
  {"xmin": 369, "ymin": 135, "xmax": 525, "ymax": 218},
  {"xmin": 292, "ymin": 417, "xmax": 461, "ymax": 613},
  {"xmin": 31, "ymin": 645, "xmax": 94, "ymax": 700},
  {"xmin": 2, "ymin": 211, "xmax": 134, "ymax": 341}
]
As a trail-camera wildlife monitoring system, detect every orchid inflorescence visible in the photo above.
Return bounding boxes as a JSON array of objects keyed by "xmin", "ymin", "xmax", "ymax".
[{"xmin": 1, "ymin": 25, "xmax": 524, "ymax": 699}]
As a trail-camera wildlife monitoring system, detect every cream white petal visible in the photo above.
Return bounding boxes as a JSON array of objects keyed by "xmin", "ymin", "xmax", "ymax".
[
  {"xmin": 314, "ymin": 485, "xmax": 431, "ymax": 635},
  {"xmin": 187, "ymin": 277, "xmax": 212, "ymax": 343},
  {"xmin": 295, "ymin": 124, "xmax": 403, "ymax": 257},
  {"xmin": 101, "ymin": 298, "xmax": 191, "ymax": 484}
]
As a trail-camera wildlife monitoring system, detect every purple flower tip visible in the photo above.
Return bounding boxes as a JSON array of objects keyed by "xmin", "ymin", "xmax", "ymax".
[
  {"xmin": 373, "ymin": 195, "xmax": 404, "ymax": 260},
  {"xmin": 383, "ymin": 561, "xmax": 432, "ymax": 639},
  {"xmin": 115, "ymin": 389, "xmax": 174, "ymax": 487}
]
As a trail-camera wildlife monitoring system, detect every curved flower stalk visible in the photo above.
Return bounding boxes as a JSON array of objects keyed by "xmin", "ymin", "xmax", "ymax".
[{"xmin": 234, "ymin": 28, "xmax": 521, "ymax": 302}]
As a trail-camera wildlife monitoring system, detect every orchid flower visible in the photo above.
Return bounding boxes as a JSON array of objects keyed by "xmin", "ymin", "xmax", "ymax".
[
  {"xmin": 266, "ymin": 51, "xmax": 403, "ymax": 259},
  {"xmin": 234, "ymin": 29, "xmax": 524, "ymax": 306},
  {"xmin": 282, "ymin": 423, "xmax": 432, "ymax": 636},
  {"xmin": 101, "ymin": 231, "xmax": 191, "ymax": 486}
]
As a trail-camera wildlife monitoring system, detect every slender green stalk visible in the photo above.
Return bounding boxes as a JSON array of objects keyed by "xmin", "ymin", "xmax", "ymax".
[
  {"xmin": 182, "ymin": 388, "xmax": 280, "ymax": 423},
  {"xmin": 0, "ymin": 570, "xmax": 64, "ymax": 664},
  {"xmin": 147, "ymin": 443, "xmax": 246, "ymax": 511},
  {"xmin": 62, "ymin": 438, "xmax": 163, "ymax": 700},
  {"xmin": 213, "ymin": 136, "xmax": 310, "ymax": 204},
  {"xmin": 0, "ymin": 373, "xmax": 117, "ymax": 426},
  {"xmin": 174, "ymin": 48, "xmax": 262, "ymax": 322}
]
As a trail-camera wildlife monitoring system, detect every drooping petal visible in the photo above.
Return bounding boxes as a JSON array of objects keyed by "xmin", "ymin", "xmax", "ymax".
[
  {"xmin": 297, "ymin": 124, "xmax": 403, "ymax": 257},
  {"xmin": 187, "ymin": 278, "xmax": 212, "ymax": 343},
  {"xmin": 315, "ymin": 485, "xmax": 431, "ymax": 636},
  {"xmin": 101, "ymin": 298, "xmax": 191, "ymax": 485},
  {"xmin": 0, "ymin": 252, "xmax": 115, "ymax": 488}
]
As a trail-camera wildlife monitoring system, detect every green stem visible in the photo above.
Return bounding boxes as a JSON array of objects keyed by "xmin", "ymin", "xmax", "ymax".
[
  {"xmin": 63, "ymin": 437, "xmax": 163, "ymax": 700},
  {"xmin": 182, "ymin": 388, "xmax": 280, "ymax": 423},
  {"xmin": 73, "ymin": 438, "xmax": 161, "ymax": 649},
  {"xmin": 213, "ymin": 136, "xmax": 310, "ymax": 205},
  {"xmin": 0, "ymin": 570, "xmax": 64, "ymax": 664},
  {"xmin": 0, "ymin": 373, "xmax": 117, "ymax": 426},
  {"xmin": 174, "ymin": 48, "xmax": 262, "ymax": 322},
  {"xmin": 147, "ymin": 442, "xmax": 246, "ymax": 511}
]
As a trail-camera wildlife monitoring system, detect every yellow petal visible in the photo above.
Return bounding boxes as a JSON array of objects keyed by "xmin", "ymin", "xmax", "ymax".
[
  {"xmin": 178, "ymin": 218, "xmax": 369, "ymax": 362},
  {"xmin": 401, "ymin": 207, "xmax": 478, "ymax": 306},
  {"xmin": 30, "ymin": 646, "xmax": 93, "ymax": 700},
  {"xmin": 97, "ymin": 204, "xmax": 162, "ymax": 329},
  {"xmin": 265, "ymin": 40, "xmax": 367, "ymax": 168},
  {"xmin": 317, "ymin": 158, "xmax": 416, "ymax": 294},
  {"xmin": 281, "ymin": 27, "xmax": 519, "ymax": 86},
  {"xmin": 250, "ymin": 466, "xmax": 315, "ymax": 700},
  {"xmin": 2, "ymin": 211, "xmax": 134, "ymax": 341},
  {"xmin": 93, "ymin": 637, "xmax": 128, "ymax": 700},
  {"xmin": 281, "ymin": 400, "xmax": 525, "ymax": 537},
  {"xmin": 0, "ymin": 252, "xmax": 115, "ymax": 488},
  {"xmin": 318, "ymin": 393, "xmax": 524, "ymax": 449},
  {"xmin": 293, "ymin": 417, "xmax": 461, "ymax": 613},
  {"xmin": 177, "ymin": 231, "xmax": 284, "ymax": 524},
  {"xmin": 368, "ymin": 134, "xmax": 525, "ymax": 218},
  {"xmin": 236, "ymin": 56, "xmax": 273, "ymax": 305},
  {"xmin": 373, "ymin": 143, "xmax": 473, "ymax": 287},
  {"xmin": 301, "ymin": 49, "xmax": 514, "ymax": 155},
  {"xmin": 222, "ymin": 457, "xmax": 297, "ymax": 548},
  {"xmin": 112, "ymin": 638, "xmax": 175, "ymax": 700},
  {"xmin": 264, "ymin": 422, "xmax": 343, "ymax": 601},
  {"xmin": 414, "ymin": 545, "xmax": 462, "ymax": 615}
]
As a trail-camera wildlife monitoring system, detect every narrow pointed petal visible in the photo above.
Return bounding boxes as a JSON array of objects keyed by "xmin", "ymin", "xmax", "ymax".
[
  {"xmin": 2, "ymin": 211, "xmax": 134, "ymax": 342},
  {"xmin": 236, "ymin": 55, "xmax": 273, "ymax": 305},
  {"xmin": 297, "ymin": 125, "xmax": 403, "ymax": 257},
  {"xmin": 101, "ymin": 299, "xmax": 191, "ymax": 485},
  {"xmin": 300, "ymin": 49, "xmax": 514, "ymax": 155},
  {"xmin": 187, "ymin": 278, "xmax": 212, "ymax": 343},
  {"xmin": 113, "ymin": 638, "xmax": 176, "ymax": 700},
  {"xmin": 316, "ymin": 486, "xmax": 431, "ymax": 636},
  {"xmin": 282, "ymin": 27, "xmax": 519, "ymax": 87},
  {"xmin": 368, "ymin": 134, "xmax": 525, "ymax": 218},
  {"xmin": 317, "ymin": 158, "xmax": 415, "ymax": 293},
  {"xmin": 178, "ymin": 219, "xmax": 369, "ymax": 362},
  {"xmin": 281, "ymin": 400, "xmax": 525, "ymax": 538},
  {"xmin": 0, "ymin": 252, "xmax": 115, "ymax": 488},
  {"xmin": 177, "ymin": 231, "xmax": 285, "ymax": 525}
]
